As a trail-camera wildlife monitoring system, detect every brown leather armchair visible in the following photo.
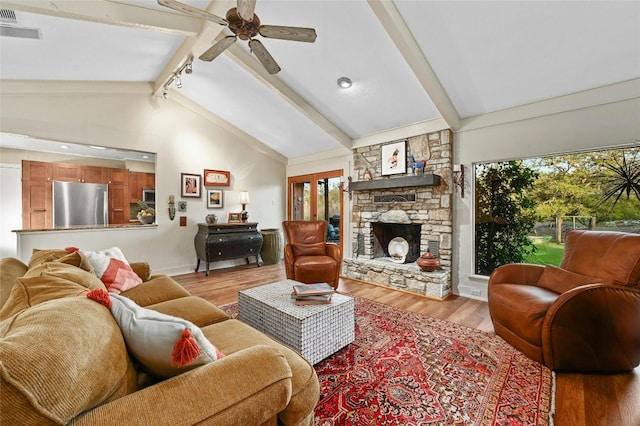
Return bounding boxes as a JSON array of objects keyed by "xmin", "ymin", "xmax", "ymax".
[
  {"xmin": 488, "ymin": 230, "xmax": 640, "ymax": 372},
  {"xmin": 282, "ymin": 221, "xmax": 342, "ymax": 289}
]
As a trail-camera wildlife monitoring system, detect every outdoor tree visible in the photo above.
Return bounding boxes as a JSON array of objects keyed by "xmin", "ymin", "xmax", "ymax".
[
  {"xmin": 595, "ymin": 147, "xmax": 640, "ymax": 209},
  {"xmin": 475, "ymin": 161, "xmax": 538, "ymax": 275}
]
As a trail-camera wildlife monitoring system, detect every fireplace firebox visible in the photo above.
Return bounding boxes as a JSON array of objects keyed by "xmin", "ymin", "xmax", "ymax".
[{"xmin": 372, "ymin": 222, "xmax": 421, "ymax": 263}]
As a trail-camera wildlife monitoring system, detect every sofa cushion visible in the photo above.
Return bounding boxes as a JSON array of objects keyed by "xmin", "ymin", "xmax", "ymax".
[
  {"xmin": 82, "ymin": 247, "xmax": 142, "ymax": 294},
  {"xmin": 54, "ymin": 250, "xmax": 95, "ymax": 273},
  {"xmin": 108, "ymin": 294, "xmax": 224, "ymax": 378},
  {"xmin": 27, "ymin": 248, "xmax": 73, "ymax": 269},
  {"xmin": 537, "ymin": 265, "xmax": 615, "ymax": 294},
  {"xmin": 489, "ymin": 283, "xmax": 559, "ymax": 346},
  {"xmin": 0, "ymin": 263, "xmax": 106, "ymax": 320},
  {"xmin": 129, "ymin": 261, "xmax": 151, "ymax": 282},
  {"xmin": 120, "ymin": 275, "xmax": 190, "ymax": 307},
  {"xmin": 0, "ymin": 297, "xmax": 135, "ymax": 425},
  {"xmin": 146, "ymin": 296, "xmax": 230, "ymax": 327},
  {"xmin": 202, "ymin": 319, "xmax": 319, "ymax": 425},
  {"xmin": 292, "ymin": 242, "xmax": 327, "ymax": 257},
  {"xmin": 0, "ymin": 258, "xmax": 27, "ymax": 310}
]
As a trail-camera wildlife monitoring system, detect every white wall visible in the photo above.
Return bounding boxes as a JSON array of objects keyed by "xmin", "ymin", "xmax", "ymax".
[
  {"xmin": 0, "ymin": 163, "xmax": 21, "ymax": 258},
  {"xmin": 0, "ymin": 82, "xmax": 287, "ymax": 275}
]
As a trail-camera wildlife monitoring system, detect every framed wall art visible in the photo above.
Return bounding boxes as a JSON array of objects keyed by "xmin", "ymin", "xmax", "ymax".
[
  {"xmin": 181, "ymin": 173, "xmax": 201, "ymax": 198},
  {"xmin": 204, "ymin": 169, "xmax": 231, "ymax": 187},
  {"xmin": 381, "ymin": 140, "xmax": 407, "ymax": 176},
  {"xmin": 207, "ymin": 189, "xmax": 223, "ymax": 209},
  {"xmin": 228, "ymin": 212, "xmax": 242, "ymax": 223}
]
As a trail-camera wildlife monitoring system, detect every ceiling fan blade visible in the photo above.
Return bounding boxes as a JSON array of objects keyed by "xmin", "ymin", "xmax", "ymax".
[
  {"xmin": 259, "ymin": 25, "xmax": 317, "ymax": 43},
  {"xmin": 248, "ymin": 39, "xmax": 281, "ymax": 74},
  {"xmin": 157, "ymin": 0, "xmax": 227, "ymax": 26},
  {"xmin": 199, "ymin": 36, "xmax": 237, "ymax": 61},
  {"xmin": 237, "ymin": 0, "xmax": 256, "ymax": 22}
]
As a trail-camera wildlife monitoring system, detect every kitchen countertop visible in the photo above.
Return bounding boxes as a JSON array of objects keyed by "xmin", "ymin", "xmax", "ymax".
[{"xmin": 13, "ymin": 223, "xmax": 157, "ymax": 233}]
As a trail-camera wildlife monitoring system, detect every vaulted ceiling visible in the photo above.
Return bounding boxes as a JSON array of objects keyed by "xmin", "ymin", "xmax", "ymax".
[{"xmin": 1, "ymin": 0, "xmax": 639, "ymax": 159}]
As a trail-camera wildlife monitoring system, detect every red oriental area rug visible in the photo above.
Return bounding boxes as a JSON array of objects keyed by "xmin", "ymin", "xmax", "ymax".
[{"xmin": 223, "ymin": 296, "xmax": 554, "ymax": 425}]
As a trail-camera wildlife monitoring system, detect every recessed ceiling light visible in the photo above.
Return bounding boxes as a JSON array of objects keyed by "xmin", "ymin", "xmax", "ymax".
[
  {"xmin": 337, "ymin": 77, "xmax": 352, "ymax": 89},
  {"xmin": 89, "ymin": 145, "xmax": 106, "ymax": 150}
]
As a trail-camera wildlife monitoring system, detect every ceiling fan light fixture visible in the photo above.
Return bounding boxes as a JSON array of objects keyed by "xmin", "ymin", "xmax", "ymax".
[{"xmin": 337, "ymin": 77, "xmax": 352, "ymax": 89}]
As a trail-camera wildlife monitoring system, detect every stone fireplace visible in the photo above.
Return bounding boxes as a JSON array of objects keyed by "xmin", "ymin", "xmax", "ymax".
[{"xmin": 342, "ymin": 130, "xmax": 453, "ymax": 300}]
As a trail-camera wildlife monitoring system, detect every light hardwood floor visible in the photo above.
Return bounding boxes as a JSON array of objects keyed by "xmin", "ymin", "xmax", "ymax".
[{"xmin": 173, "ymin": 262, "xmax": 640, "ymax": 426}]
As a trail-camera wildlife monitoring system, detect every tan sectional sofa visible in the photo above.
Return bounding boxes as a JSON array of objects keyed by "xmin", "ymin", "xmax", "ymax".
[{"xmin": 0, "ymin": 250, "xmax": 319, "ymax": 425}]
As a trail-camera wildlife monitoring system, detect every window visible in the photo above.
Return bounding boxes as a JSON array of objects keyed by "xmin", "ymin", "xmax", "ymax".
[{"xmin": 474, "ymin": 146, "xmax": 640, "ymax": 275}]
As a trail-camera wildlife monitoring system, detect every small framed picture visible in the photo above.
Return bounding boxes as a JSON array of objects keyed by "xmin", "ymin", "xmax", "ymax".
[
  {"xmin": 381, "ymin": 140, "xmax": 407, "ymax": 176},
  {"xmin": 181, "ymin": 173, "xmax": 201, "ymax": 198},
  {"xmin": 178, "ymin": 201, "xmax": 187, "ymax": 212},
  {"xmin": 228, "ymin": 212, "xmax": 242, "ymax": 223},
  {"xmin": 207, "ymin": 189, "xmax": 223, "ymax": 209},
  {"xmin": 204, "ymin": 169, "xmax": 231, "ymax": 187}
]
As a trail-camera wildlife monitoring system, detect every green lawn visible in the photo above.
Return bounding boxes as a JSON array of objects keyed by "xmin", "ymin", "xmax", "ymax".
[{"xmin": 523, "ymin": 241, "xmax": 565, "ymax": 266}]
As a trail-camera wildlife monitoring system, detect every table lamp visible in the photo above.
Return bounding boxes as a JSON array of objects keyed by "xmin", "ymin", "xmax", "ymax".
[{"xmin": 239, "ymin": 191, "xmax": 250, "ymax": 222}]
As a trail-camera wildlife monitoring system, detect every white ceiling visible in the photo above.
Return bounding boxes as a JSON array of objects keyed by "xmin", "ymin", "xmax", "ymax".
[{"xmin": 1, "ymin": 0, "xmax": 639, "ymax": 159}]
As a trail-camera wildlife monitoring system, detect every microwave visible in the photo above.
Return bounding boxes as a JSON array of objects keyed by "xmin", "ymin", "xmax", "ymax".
[{"xmin": 142, "ymin": 188, "xmax": 155, "ymax": 204}]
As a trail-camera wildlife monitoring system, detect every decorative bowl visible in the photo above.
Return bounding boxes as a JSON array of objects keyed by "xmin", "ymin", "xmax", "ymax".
[{"xmin": 139, "ymin": 215, "xmax": 155, "ymax": 224}]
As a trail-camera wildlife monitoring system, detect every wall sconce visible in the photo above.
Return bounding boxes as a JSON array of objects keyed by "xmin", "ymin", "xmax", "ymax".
[
  {"xmin": 239, "ymin": 191, "xmax": 250, "ymax": 222},
  {"xmin": 452, "ymin": 164, "xmax": 465, "ymax": 197},
  {"xmin": 341, "ymin": 176, "xmax": 352, "ymax": 200}
]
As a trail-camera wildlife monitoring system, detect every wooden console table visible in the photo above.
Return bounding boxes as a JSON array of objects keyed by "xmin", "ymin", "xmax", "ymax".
[{"xmin": 194, "ymin": 222, "xmax": 263, "ymax": 276}]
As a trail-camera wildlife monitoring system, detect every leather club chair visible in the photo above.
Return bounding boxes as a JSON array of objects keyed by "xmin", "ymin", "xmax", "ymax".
[
  {"xmin": 488, "ymin": 230, "xmax": 640, "ymax": 372},
  {"xmin": 282, "ymin": 220, "xmax": 342, "ymax": 289}
]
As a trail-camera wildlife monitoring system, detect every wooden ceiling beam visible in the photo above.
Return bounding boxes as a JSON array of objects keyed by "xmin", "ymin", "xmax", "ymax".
[{"xmin": 1, "ymin": 0, "xmax": 202, "ymax": 35}]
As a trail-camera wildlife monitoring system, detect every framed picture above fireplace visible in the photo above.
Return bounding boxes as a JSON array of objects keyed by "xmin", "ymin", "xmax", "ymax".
[{"xmin": 381, "ymin": 140, "xmax": 407, "ymax": 176}]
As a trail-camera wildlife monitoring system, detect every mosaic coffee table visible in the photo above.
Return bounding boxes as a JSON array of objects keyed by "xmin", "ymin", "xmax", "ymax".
[{"xmin": 238, "ymin": 279, "xmax": 355, "ymax": 364}]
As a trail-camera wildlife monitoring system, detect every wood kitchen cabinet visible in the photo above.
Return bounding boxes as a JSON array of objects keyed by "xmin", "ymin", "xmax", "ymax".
[
  {"xmin": 21, "ymin": 160, "xmax": 135, "ymax": 228},
  {"xmin": 129, "ymin": 171, "xmax": 155, "ymax": 203},
  {"xmin": 107, "ymin": 168, "xmax": 129, "ymax": 224},
  {"xmin": 108, "ymin": 183, "xmax": 129, "ymax": 225},
  {"xmin": 52, "ymin": 163, "xmax": 108, "ymax": 183},
  {"xmin": 22, "ymin": 160, "xmax": 53, "ymax": 229}
]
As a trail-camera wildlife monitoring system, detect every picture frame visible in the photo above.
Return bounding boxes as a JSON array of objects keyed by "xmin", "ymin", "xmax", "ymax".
[
  {"xmin": 204, "ymin": 169, "xmax": 231, "ymax": 187},
  {"xmin": 181, "ymin": 173, "xmax": 201, "ymax": 198},
  {"xmin": 228, "ymin": 212, "xmax": 242, "ymax": 223},
  {"xmin": 178, "ymin": 201, "xmax": 187, "ymax": 212},
  {"xmin": 381, "ymin": 140, "xmax": 407, "ymax": 176},
  {"xmin": 207, "ymin": 189, "xmax": 223, "ymax": 209}
]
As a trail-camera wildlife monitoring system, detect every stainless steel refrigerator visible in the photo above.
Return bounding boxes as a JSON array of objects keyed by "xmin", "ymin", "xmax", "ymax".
[{"xmin": 53, "ymin": 181, "xmax": 108, "ymax": 227}]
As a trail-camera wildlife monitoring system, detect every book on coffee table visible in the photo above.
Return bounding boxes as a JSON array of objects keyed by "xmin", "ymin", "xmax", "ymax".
[
  {"xmin": 293, "ymin": 293, "xmax": 333, "ymax": 305},
  {"xmin": 291, "ymin": 282, "xmax": 334, "ymax": 296}
]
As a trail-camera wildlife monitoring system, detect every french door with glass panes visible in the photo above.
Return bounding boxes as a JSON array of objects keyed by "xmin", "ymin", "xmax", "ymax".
[{"xmin": 287, "ymin": 170, "xmax": 343, "ymax": 247}]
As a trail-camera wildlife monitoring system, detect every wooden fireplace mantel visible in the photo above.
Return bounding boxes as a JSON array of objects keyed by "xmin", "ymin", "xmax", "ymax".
[{"xmin": 349, "ymin": 174, "xmax": 441, "ymax": 191}]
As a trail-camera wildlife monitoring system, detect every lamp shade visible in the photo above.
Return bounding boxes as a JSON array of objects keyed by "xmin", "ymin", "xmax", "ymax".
[{"xmin": 239, "ymin": 191, "xmax": 250, "ymax": 205}]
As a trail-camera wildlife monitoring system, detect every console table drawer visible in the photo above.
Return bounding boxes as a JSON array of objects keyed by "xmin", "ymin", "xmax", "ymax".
[{"xmin": 194, "ymin": 222, "xmax": 263, "ymax": 276}]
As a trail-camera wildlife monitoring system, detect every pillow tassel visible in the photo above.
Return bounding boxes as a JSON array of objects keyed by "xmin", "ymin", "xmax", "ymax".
[
  {"xmin": 86, "ymin": 288, "xmax": 112, "ymax": 310},
  {"xmin": 172, "ymin": 329, "xmax": 201, "ymax": 367}
]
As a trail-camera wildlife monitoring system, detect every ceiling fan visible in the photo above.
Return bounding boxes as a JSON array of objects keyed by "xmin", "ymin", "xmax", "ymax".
[{"xmin": 158, "ymin": 0, "xmax": 317, "ymax": 74}]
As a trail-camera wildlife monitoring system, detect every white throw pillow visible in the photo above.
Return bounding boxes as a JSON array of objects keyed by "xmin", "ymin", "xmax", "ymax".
[
  {"xmin": 82, "ymin": 247, "xmax": 142, "ymax": 294},
  {"xmin": 109, "ymin": 293, "xmax": 224, "ymax": 378}
]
